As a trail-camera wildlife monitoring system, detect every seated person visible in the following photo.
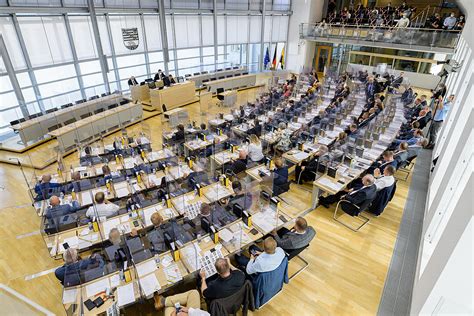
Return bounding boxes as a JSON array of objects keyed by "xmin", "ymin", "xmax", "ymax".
[
  {"xmin": 199, "ymin": 123, "xmax": 210, "ymax": 136},
  {"xmin": 86, "ymin": 192, "xmax": 119, "ymax": 219},
  {"xmin": 247, "ymin": 119, "xmax": 262, "ymax": 137},
  {"xmin": 174, "ymin": 124, "xmax": 185, "ymax": 142},
  {"xmin": 235, "ymin": 237, "xmax": 286, "ymax": 274},
  {"xmin": 69, "ymin": 171, "xmax": 82, "ymax": 192},
  {"xmin": 35, "ymin": 174, "xmax": 62, "ymax": 200},
  {"xmin": 374, "ymin": 165, "xmax": 396, "ymax": 191},
  {"xmin": 45, "ymin": 195, "xmax": 80, "ymax": 220},
  {"xmin": 199, "ymin": 258, "xmax": 245, "ymax": 303},
  {"xmin": 154, "ymin": 289, "xmax": 209, "ymax": 315},
  {"xmin": 319, "ymin": 174, "xmax": 377, "ymax": 208},
  {"xmin": 407, "ymin": 138, "xmax": 428, "ymax": 160},
  {"xmin": 271, "ymin": 217, "xmax": 316, "ymax": 252},
  {"xmin": 394, "ymin": 142, "xmax": 409, "ymax": 166},
  {"xmin": 247, "ymin": 134, "xmax": 264, "ymax": 163},
  {"xmin": 272, "ymin": 158, "xmax": 289, "ymax": 196},
  {"xmin": 345, "ymin": 123, "xmax": 358, "ymax": 137},
  {"xmin": 168, "ymin": 74, "xmax": 176, "ymax": 85},
  {"xmin": 221, "ymin": 180, "xmax": 253, "ymax": 213},
  {"xmin": 227, "ymin": 150, "xmax": 248, "ymax": 175},
  {"xmin": 274, "ymin": 123, "xmax": 292, "ymax": 153},
  {"xmin": 54, "ymin": 248, "xmax": 104, "ymax": 285},
  {"xmin": 372, "ymin": 150, "xmax": 398, "ymax": 173},
  {"xmin": 294, "ymin": 145, "xmax": 329, "ymax": 184}
]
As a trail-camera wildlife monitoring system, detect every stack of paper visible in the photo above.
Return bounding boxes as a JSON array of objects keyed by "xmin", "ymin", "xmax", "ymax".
[
  {"xmin": 117, "ymin": 283, "xmax": 135, "ymax": 307},
  {"xmin": 62, "ymin": 288, "xmax": 78, "ymax": 304},
  {"xmin": 139, "ymin": 274, "xmax": 161, "ymax": 297},
  {"xmin": 164, "ymin": 264, "xmax": 183, "ymax": 284},
  {"xmin": 136, "ymin": 260, "xmax": 157, "ymax": 277},
  {"xmin": 102, "ymin": 218, "xmax": 121, "ymax": 236},
  {"xmin": 317, "ymin": 177, "xmax": 343, "ymax": 192},
  {"xmin": 85, "ymin": 278, "xmax": 110, "ymax": 298}
]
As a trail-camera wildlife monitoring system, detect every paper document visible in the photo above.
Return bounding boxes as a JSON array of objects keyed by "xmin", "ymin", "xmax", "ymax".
[
  {"xmin": 252, "ymin": 208, "xmax": 283, "ymax": 233},
  {"xmin": 219, "ymin": 228, "xmax": 234, "ymax": 243},
  {"xmin": 62, "ymin": 288, "xmax": 78, "ymax": 304},
  {"xmin": 139, "ymin": 274, "xmax": 161, "ymax": 296},
  {"xmin": 102, "ymin": 218, "xmax": 121, "ymax": 237},
  {"xmin": 81, "ymin": 192, "xmax": 93, "ymax": 205},
  {"xmin": 117, "ymin": 283, "xmax": 135, "ymax": 307},
  {"xmin": 85, "ymin": 278, "xmax": 110, "ymax": 298},
  {"xmin": 164, "ymin": 264, "xmax": 183, "ymax": 284},
  {"xmin": 109, "ymin": 274, "xmax": 120, "ymax": 288},
  {"xmin": 161, "ymin": 255, "xmax": 173, "ymax": 268},
  {"xmin": 136, "ymin": 260, "xmax": 157, "ymax": 277},
  {"xmin": 317, "ymin": 177, "xmax": 344, "ymax": 192}
]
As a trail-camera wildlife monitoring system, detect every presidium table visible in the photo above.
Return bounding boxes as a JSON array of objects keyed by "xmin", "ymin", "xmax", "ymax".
[
  {"xmin": 130, "ymin": 81, "xmax": 198, "ymax": 112},
  {"xmin": 48, "ymin": 103, "xmax": 143, "ymax": 153}
]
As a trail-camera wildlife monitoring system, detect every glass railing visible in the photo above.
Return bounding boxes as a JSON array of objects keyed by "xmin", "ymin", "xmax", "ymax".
[{"xmin": 300, "ymin": 23, "xmax": 461, "ymax": 50}]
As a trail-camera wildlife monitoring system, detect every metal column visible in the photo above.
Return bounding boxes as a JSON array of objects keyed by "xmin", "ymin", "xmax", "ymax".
[
  {"xmin": 140, "ymin": 13, "xmax": 151, "ymax": 77},
  {"xmin": 213, "ymin": 0, "xmax": 218, "ymax": 70},
  {"xmin": 0, "ymin": 34, "xmax": 28, "ymax": 118},
  {"xmin": 259, "ymin": 0, "xmax": 266, "ymax": 71},
  {"xmin": 104, "ymin": 14, "xmax": 121, "ymax": 92},
  {"xmin": 11, "ymin": 14, "xmax": 44, "ymax": 113},
  {"xmin": 63, "ymin": 13, "xmax": 87, "ymax": 100},
  {"xmin": 87, "ymin": 0, "xmax": 110, "ymax": 93},
  {"xmin": 157, "ymin": 0, "xmax": 170, "ymax": 74}
]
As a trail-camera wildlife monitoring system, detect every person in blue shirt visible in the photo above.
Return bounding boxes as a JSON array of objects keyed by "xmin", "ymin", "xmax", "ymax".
[
  {"xmin": 392, "ymin": 129, "xmax": 424, "ymax": 146},
  {"xmin": 54, "ymin": 248, "xmax": 104, "ymax": 285},
  {"xmin": 272, "ymin": 158, "xmax": 289, "ymax": 196},
  {"xmin": 34, "ymin": 174, "xmax": 62, "ymax": 201},
  {"xmin": 427, "ymin": 94, "xmax": 454, "ymax": 148},
  {"xmin": 235, "ymin": 237, "xmax": 286, "ymax": 275},
  {"xmin": 44, "ymin": 195, "xmax": 80, "ymax": 219}
]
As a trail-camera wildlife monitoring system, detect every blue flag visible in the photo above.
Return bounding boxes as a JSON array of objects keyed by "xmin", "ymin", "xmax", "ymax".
[{"xmin": 264, "ymin": 47, "xmax": 270, "ymax": 69}]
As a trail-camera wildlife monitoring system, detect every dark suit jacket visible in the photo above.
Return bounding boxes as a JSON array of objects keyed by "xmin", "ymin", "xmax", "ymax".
[
  {"xmin": 163, "ymin": 76, "xmax": 171, "ymax": 87},
  {"xmin": 273, "ymin": 167, "xmax": 289, "ymax": 186},
  {"xmin": 230, "ymin": 159, "xmax": 247, "ymax": 175},
  {"xmin": 154, "ymin": 72, "xmax": 164, "ymax": 82},
  {"xmin": 128, "ymin": 78, "xmax": 138, "ymax": 86},
  {"xmin": 345, "ymin": 185, "xmax": 377, "ymax": 206}
]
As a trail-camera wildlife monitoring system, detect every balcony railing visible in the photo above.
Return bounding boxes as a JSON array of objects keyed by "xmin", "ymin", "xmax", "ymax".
[{"xmin": 300, "ymin": 23, "xmax": 461, "ymax": 51}]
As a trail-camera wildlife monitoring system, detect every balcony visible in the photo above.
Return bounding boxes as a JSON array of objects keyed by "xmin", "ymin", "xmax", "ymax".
[{"xmin": 300, "ymin": 23, "xmax": 461, "ymax": 54}]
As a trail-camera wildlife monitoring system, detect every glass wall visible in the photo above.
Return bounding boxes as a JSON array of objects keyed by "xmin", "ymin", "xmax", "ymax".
[{"xmin": 0, "ymin": 0, "xmax": 291, "ymax": 136}]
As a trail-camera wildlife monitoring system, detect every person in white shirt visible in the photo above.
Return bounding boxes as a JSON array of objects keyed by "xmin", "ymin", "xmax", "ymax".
[
  {"xmin": 396, "ymin": 13, "xmax": 410, "ymax": 28},
  {"xmin": 374, "ymin": 165, "xmax": 396, "ymax": 191},
  {"xmin": 154, "ymin": 289, "xmax": 210, "ymax": 316},
  {"xmin": 86, "ymin": 191, "xmax": 119, "ymax": 219},
  {"xmin": 235, "ymin": 237, "xmax": 286, "ymax": 274},
  {"xmin": 247, "ymin": 134, "xmax": 264, "ymax": 162}
]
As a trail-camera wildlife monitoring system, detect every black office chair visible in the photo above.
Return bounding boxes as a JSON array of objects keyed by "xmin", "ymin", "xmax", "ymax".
[
  {"xmin": 210, "ymin": 77, "xmax": 217, "ymax": 81},
  {"xmin": 193, "ymin": 72, "xmax": 200, "ymax": 76},
  {"xmin": 108, "ymin": 103, "xmax": 119, "ymax": 110},
  {"xmin": 226, "ymin": 75, "xmax": 233, "ymax": 78},
  {"xmin": 185, "ymin": 74, "xmax": 192, "ymax": 78},
  {"xmin": 63, "ymin": 118, "xmax": 77, "ymax": 126},
  {"xmin": 162, "ymin": 104, "xmax": 168, "ymax": 112},
  {"xmin": 201, "ymin": 71, "xmax": 208, "ymax": 74},
  {"xmin": 333, "ymin": 197, "xmax": 376, "ymax": 232},
  {"xmin": 225, "ymin": 67, "xmax": 232, "ymax": 70},
  {"xmin": 202, "ymin": 79, "xmax": 210, "ymax": 83},
  {"xmin": 47, "ymin": 124, "xmax": 61, "ymax": 132},
  {"xmin": 45, "ymin": 108, "xmax": 58, "ymax": 114},
  {"xmin": 218, "ymin": 76, "xmax": 225, "ymax": 80},
  {"xmin": 216, "ymin": 88, "xmax": 225, "ymax": 102},
  {"xmin": 217, "ymin": 68, "xmax": 223, "ymax": 72},
  {"xmin": 233, "ymin": 66, "xmax": 240, "ymax": 69},
  {"xmin": 101, "ymin": 93, "xmax": 107, "ymax": 97},
  {"xmin": 94, "ymin": 108, "xmax": 105, "ymax": 114},
  {"xmin": 177, "ymin": 76, "xmax": 184, "ymax": 83},
  {"xmin": 243, "ymin": 72, "xmax": 249, "ymax": 75},
  {"xmin": 80, "ymin": 113, "xmax": 92, "ymax": 119},
  {"xmin": 9, "ymin": 119, "xmax": 21, "ymax": 126},
  {"xmin": 89, "ymin": 95, "xmax": 99, "ymax": 100},
  {"xmin": 119, "ymin": 100, "xmax": 128, "ymax": 106},
  {"xmin": 76, "ymin": 99, "xmax": 84, "ymax": 104},
  {"xmin": 28, "ymin": 113, "xmax": 40, "ymax": 119},
  {"xmin": 286, "ymin": 245, "xmax": 310, "ymax": 280}
]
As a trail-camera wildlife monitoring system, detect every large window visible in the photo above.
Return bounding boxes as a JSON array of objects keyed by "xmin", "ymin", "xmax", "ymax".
[{"xmin": 0, "ymin": 2, "xmax": 290, "ymax": 135}]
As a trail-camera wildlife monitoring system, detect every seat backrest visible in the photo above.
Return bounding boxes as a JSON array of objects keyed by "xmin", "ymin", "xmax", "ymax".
[
  {"xmin": 286, "ymin": 244, "xmax": 309, "ymax": 261},
  {"xmin": 251, "ymin": 256, "xmax": 288, "ymax": 308},
  {"xmin": 209, "ymin": 280, "xmax": 254, "ymax": 316},
  {"xmin": 216, "ymin": 87, "xmax": 224, "ymax": 94},
  {"xmin": 368, "ymin": 183, "xmax": 396, "ymax": 216}
]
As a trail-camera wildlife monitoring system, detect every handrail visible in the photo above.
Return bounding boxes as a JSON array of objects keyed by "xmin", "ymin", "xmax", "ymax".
[
  {"xmin": 300, "ymin": 22, "xmax": 461, "ymax": 50},
  {"xmin": 302, "ymin": 22, "xmax": 462, "ymax": 33}
]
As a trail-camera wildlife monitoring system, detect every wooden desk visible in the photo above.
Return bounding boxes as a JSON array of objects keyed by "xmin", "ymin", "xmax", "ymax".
[
  {"xmin": 148, "ymin": 82, "xmax": 197, "ymax": 112},
  {"xmin": 130, "ymin": 85, "xmax": 150, "ymax": 103},
  {"xmin": 203, "ymin": 74, "xmax": 257, "ymax": 93},
  {"xmin": 12, "ymin": 94, "xmax": 123, "ymax": 145},
  {"xmin": 188, "ymin": 67, "xmax": 247, "ymax": 87}
]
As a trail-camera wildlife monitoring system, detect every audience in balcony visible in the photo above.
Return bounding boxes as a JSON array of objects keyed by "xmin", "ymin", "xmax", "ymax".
[{"xmin": 324, "ymin": 2, "xmax": 464, "ymax": 31}]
